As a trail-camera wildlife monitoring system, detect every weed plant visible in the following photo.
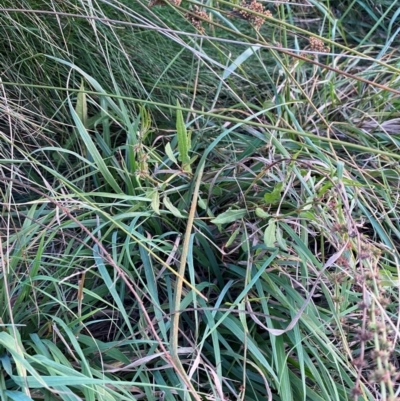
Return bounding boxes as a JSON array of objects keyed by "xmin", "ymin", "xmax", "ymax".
[{"xmin": 1, "ymin": 0, "xmax": 400, "ymax": 400}]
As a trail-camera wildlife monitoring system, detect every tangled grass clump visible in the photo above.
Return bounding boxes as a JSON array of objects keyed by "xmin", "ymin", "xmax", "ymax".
[{"xmin": 1, "ymin": 0, "xmax": 400, "ymax": 400}]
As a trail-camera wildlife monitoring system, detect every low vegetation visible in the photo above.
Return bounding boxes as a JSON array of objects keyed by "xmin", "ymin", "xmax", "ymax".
[{"xmin": 1, "ymin": 0, "xmax": 399, "ymax": 400}]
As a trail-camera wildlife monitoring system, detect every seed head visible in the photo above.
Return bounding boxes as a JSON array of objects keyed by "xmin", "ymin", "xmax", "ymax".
[{"xmin": 308, "ymin": 36, "xmax": 330, "ymax": 53}]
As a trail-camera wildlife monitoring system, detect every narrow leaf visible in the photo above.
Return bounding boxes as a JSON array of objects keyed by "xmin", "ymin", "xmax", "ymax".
[
  {"xmin": 75, "ymin": 80, "xmax": 88, "ymax": 128},
  {"xmin": 69, "ymin": 104, "xmax": 123, "ymax": 194},
  {"xmin": 222, "ymin": 45, "xmax": 261, "ymax": 80},
  {"xmin": 176, "ymin": 100, "xmax": 191, "ymax": 173},
  {"xmin": 5, "ymin": 391, "xmax": 35, "ymax": 401},
  {"xmin": 225, "ymin": 227, "xmax": 240, "ymax": 247}
]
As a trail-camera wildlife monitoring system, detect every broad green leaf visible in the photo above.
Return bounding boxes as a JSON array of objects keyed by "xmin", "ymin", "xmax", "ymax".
[
  {"xmin": 264, "ymin": 220, "xmax": 276, "ymax": 248},
  {"xmin": 211, "ymin": 208, "xmax": 247, "ymax": 225},
  {"xmin": 264, "ymin": 182, "xmax": 283, "ymax": 204},
  {"xmin": 198, "ymin": 197, "xmax": 207, "ymax": 210},
  {"xmin": 255, "ymin": 207, "xmax": 270, "ymax": 218},
  {"xmin": 238, "ymin": 301, "xmax": 247, "ymax": 331},
  {"xmin": 276, "ymin": 225, "xmax": 288, "ymax": 251},
  {"xmin": 241, "ymin": 230, "xmax": 249, "ymax": 253},
  {"xmin": 163, "ymin": 196, "xmax": 187, "ymax": 218},
  {"xmin": 300, "ymin": 211, "xmax": 316, "ymax": 220},
  {"xmin": 165, "ymin": 142, "xmax": 178, "ymax": 164},
  {"xmin": 198, "ymin": 197, "xmax": 215, "ymax": 218},
  {"xmin": 151, "ymin": 190, "xmax": 160, "ymax": 215}
]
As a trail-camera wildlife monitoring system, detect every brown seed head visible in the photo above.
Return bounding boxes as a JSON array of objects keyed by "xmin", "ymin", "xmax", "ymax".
[
  {"xmin": 184, "ymin": 6, "xmax": 209, "ymax": 34},
  {"xmin": 308, "ymin": 36, "xmax": 330, "ymax": 53},
  {"xmin": 232, "ymin": 1, "xmax": 272, "ymax": 30},
  {"xmin": 149, "ymin": 0, "xmax": 181, "ymax": 7}
]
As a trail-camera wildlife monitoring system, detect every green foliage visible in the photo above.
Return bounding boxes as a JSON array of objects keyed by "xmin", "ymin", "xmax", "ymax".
[{"xmin": 1, "ymin": 0, "xmax": 400, "ymax": 400}]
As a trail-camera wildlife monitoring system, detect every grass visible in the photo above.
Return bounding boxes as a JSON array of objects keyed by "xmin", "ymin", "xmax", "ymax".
[{"xmin": 1, "ymin": 0, "xmax": 400, "ymax": 400}]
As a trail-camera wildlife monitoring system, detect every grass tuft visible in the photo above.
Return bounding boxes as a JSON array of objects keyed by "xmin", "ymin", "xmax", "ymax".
[{"xmin": 1, "ymin": 0, "xmax": 400, "ymax": 400}]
